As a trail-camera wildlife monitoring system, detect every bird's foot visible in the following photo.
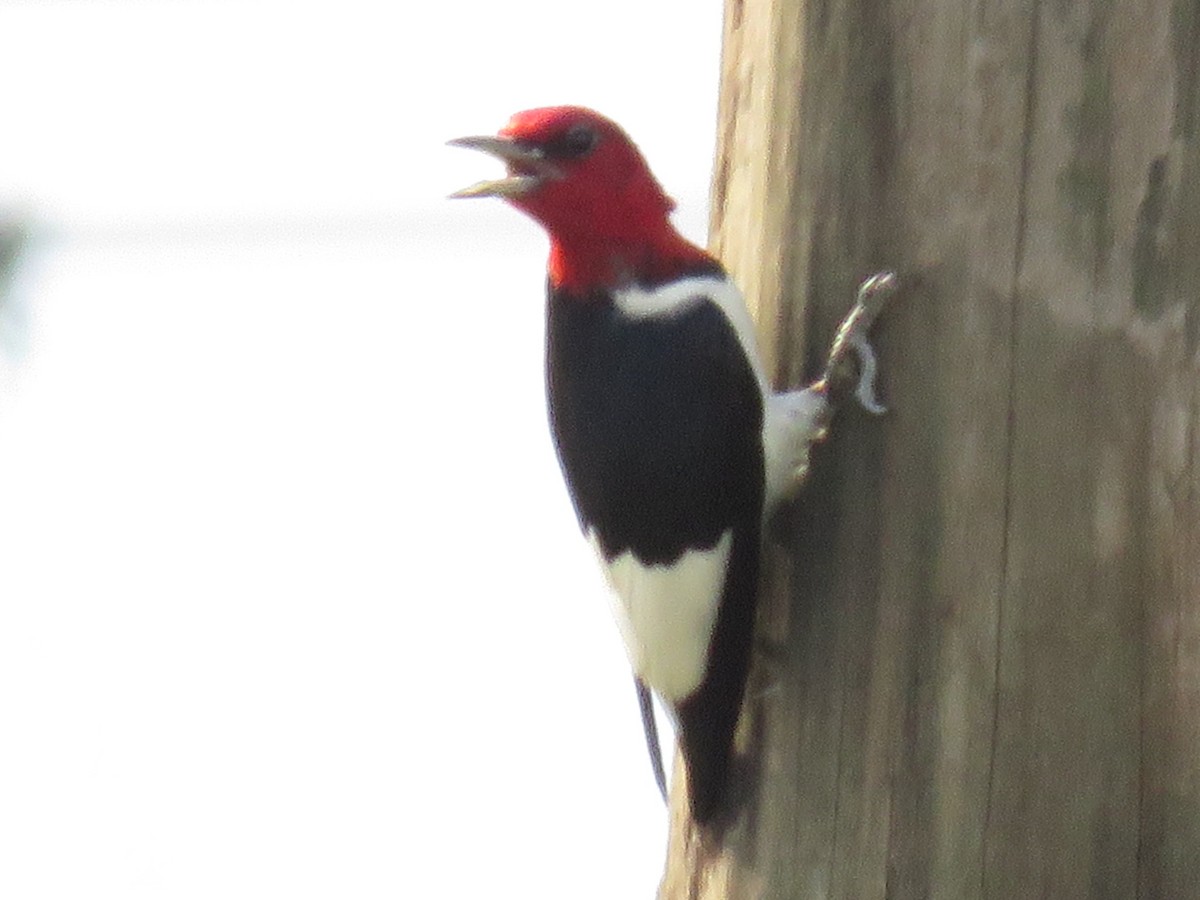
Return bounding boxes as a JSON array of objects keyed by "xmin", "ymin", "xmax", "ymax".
[
  {"xmin": 764, "ymin": 272, "xmax": 898, "ymax": 509},
  {"xmin": 812, "ymin": 271, "xmax": 897, "ymax": 414}
]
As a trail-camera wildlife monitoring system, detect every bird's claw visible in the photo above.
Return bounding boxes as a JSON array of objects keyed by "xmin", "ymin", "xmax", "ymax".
[
  {"xmin": 814, "ymin": 271, "xmax": 897, "ymax": 414},
  {"xmin": 849, "ymin": 331, "xmax": 886, "ymax": 414}
]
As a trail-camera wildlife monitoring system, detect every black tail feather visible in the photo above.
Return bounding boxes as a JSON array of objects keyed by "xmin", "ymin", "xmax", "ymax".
[{"xmin": 635, "ymin": 677, "xmax": 668, "ymax": 802}]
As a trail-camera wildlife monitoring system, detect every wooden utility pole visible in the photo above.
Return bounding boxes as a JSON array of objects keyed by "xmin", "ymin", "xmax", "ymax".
[{"xmin": 662, "ymin": 1, "xmax": 1200, "ymax": 897}]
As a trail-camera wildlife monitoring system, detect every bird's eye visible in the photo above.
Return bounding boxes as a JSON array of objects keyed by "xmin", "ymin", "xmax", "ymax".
[{"xmin": 546, "ymin": 125, "xmax": 597, "ymax": 160}]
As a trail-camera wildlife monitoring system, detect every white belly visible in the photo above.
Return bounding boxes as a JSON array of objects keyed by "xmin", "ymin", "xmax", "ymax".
[{"xmin": 587, "ymin": 528, "xmax": 732, "ymax": 704}]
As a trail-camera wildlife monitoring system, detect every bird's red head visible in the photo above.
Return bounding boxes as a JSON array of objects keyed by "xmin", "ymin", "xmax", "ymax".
[{"xmin": 450, "ymin": 106, "xmax": 714, "ymax": 294}]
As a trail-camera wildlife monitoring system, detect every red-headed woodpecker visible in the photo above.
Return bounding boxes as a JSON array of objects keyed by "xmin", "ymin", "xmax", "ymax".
[{"xmin": 450, "ymin": 107, "xmax": 892, "ymax": 824}]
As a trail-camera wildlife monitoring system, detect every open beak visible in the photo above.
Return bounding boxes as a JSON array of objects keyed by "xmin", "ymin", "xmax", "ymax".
[{"xmin": 447, "ymin": 135, "xmax": 561, "ymax": 199}]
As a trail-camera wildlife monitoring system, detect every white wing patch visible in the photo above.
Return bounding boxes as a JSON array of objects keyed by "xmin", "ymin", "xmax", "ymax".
[{"xmin": 588, "ymin": 528, "xmax": 732, "ymax": 704}]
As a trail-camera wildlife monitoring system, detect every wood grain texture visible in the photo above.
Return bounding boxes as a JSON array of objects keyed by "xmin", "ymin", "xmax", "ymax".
[{"xmin": 661, "ymin": 0, "xmax": 1200, "ymax": 896}]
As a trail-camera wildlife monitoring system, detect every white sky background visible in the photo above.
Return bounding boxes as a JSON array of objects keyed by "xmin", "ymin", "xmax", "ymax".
[{"xmin": 0, "ymin": 1, "xmax": 722, "ymax": 897}]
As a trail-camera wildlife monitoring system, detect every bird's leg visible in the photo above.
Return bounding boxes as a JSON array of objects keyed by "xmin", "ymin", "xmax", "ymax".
[
  {"xmin": 764, "ymin": 272, "xmax": 898, "ymax": 508},
  {"xmin": 810, "ymin": 270, "xmax": 897, "ymax": 413}
]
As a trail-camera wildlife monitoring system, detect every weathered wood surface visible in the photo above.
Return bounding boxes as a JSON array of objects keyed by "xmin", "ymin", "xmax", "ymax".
[{"xmin": 661, "ymin": 0, "xmax": 1200, "ymax": 897}]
